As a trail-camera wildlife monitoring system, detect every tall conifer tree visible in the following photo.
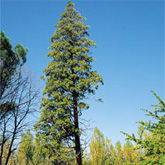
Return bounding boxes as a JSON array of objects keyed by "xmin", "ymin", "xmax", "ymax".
[{"xmin": 35, "ymin": 2, "xmax": 103, "ymax": 164}]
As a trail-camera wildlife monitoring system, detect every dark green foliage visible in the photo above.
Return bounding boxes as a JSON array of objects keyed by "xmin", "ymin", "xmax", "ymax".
[
  {"xmin": 0, "ymin": 31, "xmax": 28, "ymax": 119},
  {"xmin": 35, "ymin": 2, "xmax": 103, "ymax": 164},
  {"xmin": 0, "ymin": 102, "xmax": 16, "ymax": 121},
  {"xmin": 0, "ymin": 31, "xmax": 27, "ymax": 94}
]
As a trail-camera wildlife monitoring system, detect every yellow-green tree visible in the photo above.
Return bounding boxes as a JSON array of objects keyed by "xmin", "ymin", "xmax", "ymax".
[
  {"xmin": 86, "ymin": 128, "xmax": 140, "ymax": 165},
  {"xmin": 122, "ymin": 141, "xmax": 139, "ymax": 164},
  {"xmin": 108, "ymin": 144, "xmax": 118, "ymax": 165},
  {"xmin": 115, "ymin": 141, "xmax": 123, "ymax": 165},
  {"xmin": 35, "ymin": 2, "xmax": 103, "ymax": 164},
  {"xmin": 89, "ymin": 127, "xmax": 111, "ymax": 165},
  {"xmin": 17, "ymin": 130, "xmax": 34, "ymax": 165},
  {"xmin": 1, "ymin": 141, "xmax": 16, "ymax": 165}
]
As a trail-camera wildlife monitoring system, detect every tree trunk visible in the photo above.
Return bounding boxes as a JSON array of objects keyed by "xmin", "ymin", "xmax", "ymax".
[
  {"xmin": 5, "ymin": 122, "xmax": 16, "ymax": 165},
  {"xmin": 73, "ymin": 91, "xmax": 82, "ymax": 165},
  {"xmin": 0, "ymin": 120, "xmax": 6, "ymax": 165}
]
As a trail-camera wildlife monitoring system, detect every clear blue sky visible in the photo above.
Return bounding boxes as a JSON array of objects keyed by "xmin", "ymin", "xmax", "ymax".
[{"xmin": 1, "ymin": 0, "xmax": 164, "ymax": 145}]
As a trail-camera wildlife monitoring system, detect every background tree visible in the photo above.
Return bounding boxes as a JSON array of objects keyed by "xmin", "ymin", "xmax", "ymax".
[
  {"xmin": 1, "ymin": 140, "xmax": 16, "ymax": 165},
  {"xmin": 33, "ymin": 134, "xmax": 74, "ymax": 165},
  {"xmin": 0, "ymin": 32, "xmax": 39, "ymax": 165},
  {"xmin": 0, "ymin": 31, "xmax": 27, "ymax": 110},
  {"xmin": 32, "ymin": 136, "xmax": 49, "ymax": 165},
  {"xmin": 115, "ymin": 141, "xmax": 123, "ymax": 165},
  {"xmin": 35, "ymin": 2, "xmax": 103, "ymax": 165},
  {"xmin": 84, "ymin": 127, "xmax": 140, "ymax": 165},
  {"xmin": 0, "ymin": 70, "xmax": 39, "ymax": 165},
  {"xmin": 89, "ymin": 127, "xmax": 111, "ymax": 165},
  {"xmin": 17, "ymin": 130, "xmax": 34, "ymax": 165},
  {"xmin": 0, "ymin": 31, "xmax": 28, "ymax": 123},
  {"xmin": 82, "ymin": 150, "xmax": 92, "ymax": 165},
  {"xmin": 122, "ymin": 91, "xmax": 165, "ymax": 165},
  {"xmin": 109, "ymin": 143, "xmax": 118, "ymax": 165},
  {"xmin": 122, "ymin": 141, "xmax": 139, "ymax": 164}
]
